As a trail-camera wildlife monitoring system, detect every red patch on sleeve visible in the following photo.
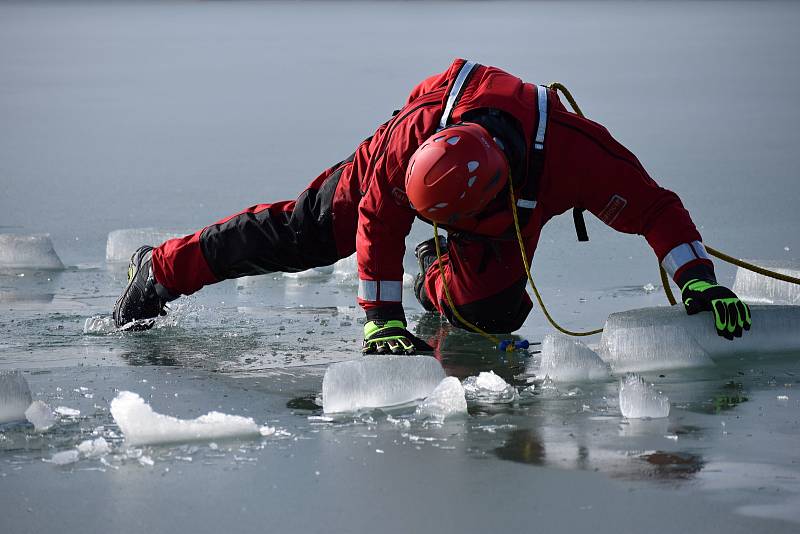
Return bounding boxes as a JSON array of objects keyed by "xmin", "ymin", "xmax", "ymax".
[{"xmin": 597, "ymin": 194, "xmax": 627, "ymax": 225}]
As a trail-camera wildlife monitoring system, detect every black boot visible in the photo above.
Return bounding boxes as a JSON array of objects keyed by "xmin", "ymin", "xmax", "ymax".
[
  {"xmin": 413, "ymin": 236, "xmax": 446, "ymax": 312},
  {"xmin": 113, "ymin": 246, "xmax": 176, "ymax": 330}
]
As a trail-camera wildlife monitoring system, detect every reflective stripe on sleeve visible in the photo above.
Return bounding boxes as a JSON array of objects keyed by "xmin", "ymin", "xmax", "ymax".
[
  {"xmin": 661, "ymin": 241, "xmax": 711, "ymax": 278},
  {"xmin": 358, "ymin": 279, "xmax": 403, "ymax": 302},
  {"xmin": 534, "ymin": 85, "xmax": 548, "ymax": 150}
]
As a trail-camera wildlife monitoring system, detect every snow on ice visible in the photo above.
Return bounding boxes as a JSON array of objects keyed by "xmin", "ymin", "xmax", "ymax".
[
  {"xmin": 537, "ymin": 334, "xmax": 611, "ymax": 382},
  {"xmin": 462, "ymin": 371, "xmax": 517, "ymax": 404},
  {"xmin": 110, "ymin": 391, "xmax": 262, "ymax": 446},
  {"xmin": 322, "ymin": 355, "xmax": 445, "ymax": 413},
  {"xmin": 415, "ymin": 377, "xmax": 468, "ymax": 422},
  {"xmin": 0, "ymin": 234, "xmax": 64, "ymax": 270},
  {"xmin": 619, "ymin": 374, "xmax": 670, "ymax": 419},
  {"xmin": 0, "ymin": 370, "xmax": 33, "ymax": 423}
]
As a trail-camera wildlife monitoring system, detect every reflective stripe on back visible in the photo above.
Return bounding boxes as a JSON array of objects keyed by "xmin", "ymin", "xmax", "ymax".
[
  {"xmin": 534, "ymin": 85, "xmax": 548, "ymax": 150},
  {"xmin": 439, "ymin": 60, "xmax": 478, "ymax": 131}
]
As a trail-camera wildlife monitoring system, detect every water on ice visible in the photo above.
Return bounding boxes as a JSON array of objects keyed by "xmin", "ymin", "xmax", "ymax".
[
  {"xmin": 322, "ymin": 355, "xmax": 445, "ymax": 413},
  {"xmin": 25, "ymin": 400, "xmax": 57, "ymax": 432},
  {"xmin": 110, "ymin": 391, "xmax": 261, "ymax": 446},
  {"xmin": 0, "ymin": 370, "xmax": 33, "ymax": 424},
  {"xmin": 598, "ymin": 305, "xmax": 800, "ymax": 372},
  {"xmin": 462, "ymin": 371, "xmax": 517, "ymax": 404},
  {"xmin": 732, "ymin": 261, "xmax": 800, "ymax": 305},
  {"xmin": 415, "ymin": 377, "xmax": 468, "ymax": 422},
  {"xmin": 537, "ymin": 334, "xmax": 611, "ymax": 382},
  {"xmin": 0, "ymin": 234, "xmax": 64, "ymax": 270},
  {"xmin": 619, "ymin": 374, "xmax": 670, "ymax": 419},
  {"xmin": 105, "ymin": 228, "xmax": 187, "ymax": 263}
]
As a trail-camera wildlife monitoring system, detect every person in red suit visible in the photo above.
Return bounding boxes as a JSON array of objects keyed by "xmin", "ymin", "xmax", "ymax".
[{"xmin": 114, "ymin": 59, "xmax": 751, "ymax": 351}]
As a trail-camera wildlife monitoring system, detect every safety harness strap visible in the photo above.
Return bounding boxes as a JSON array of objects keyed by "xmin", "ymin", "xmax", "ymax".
[{"xmin": 439, "ymin": 60, "xmax": 478, "ymax": 131}]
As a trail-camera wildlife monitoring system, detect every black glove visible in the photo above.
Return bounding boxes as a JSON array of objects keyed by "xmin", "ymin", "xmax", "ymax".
[
  {"xmin": 681, "ymin": 279, "xmax": 752, "ymax": 340},
  {"xmin": 362, "ymin": 320, "xmax": 434, "ymax": 355}
]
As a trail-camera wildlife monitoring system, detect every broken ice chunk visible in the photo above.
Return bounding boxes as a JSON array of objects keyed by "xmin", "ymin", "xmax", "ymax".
[
  {"xmin": 83, "ymin": 315, "xmax": 117, "ymax": 334},
  {"xmin": 0, "ymin": 234, "xmax": 64, "ymax": 270},
  {"xmin": 77, "ymin": 437, "xmax": 111, "ymax": 458},
  {"xmin": 415, "ymin": 377, "xmax": 468, "ymax": 422},
  {"xmin": 48, "ymin": 450, "xmax": 79, "ymax": 466},
  {"xmin": 732, "ymin": 261, "xmax": 800, "ymax": 305},
  {"xmin": 283, "ymin": 266, "xmax": 334, "ymax": 280},
  {"xmin": 25, "ymin": 400, "xmax": 57, "ymax": 431},
  {"xmin": 0, "ymin": 370, "xmax": 33, "ymax": 423},
  {"xmin": 105, "ymin": 228, "xmax": 186, "ymax": 263},
  {"xmin": 537, "ymin": 334, "xmax": 611, "ymax": 382},
  {"xmin": 55, "ymin": 406, "xmax": 80, "ymax": 417},
  {"xmin": 322, "ymin": 355, "xmax": 445, "ymax": 413},
  {"xmin": 110, "ymin": 391, "xmax": 261, "ymax": 446},
  {"xmin": 462, "ymin": 371, "xmax": 517, "ymax": 404},
  {"xmin": 599, "ymin": 305, "xmax": 800, "ymax": 372},
  {"xmin": 619, "ymin": 374, "xmax": 670, "ymax": 419}
]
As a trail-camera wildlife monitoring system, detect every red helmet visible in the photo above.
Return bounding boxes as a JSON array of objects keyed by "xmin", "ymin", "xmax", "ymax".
[{"xmin": 405, "ymin": 123, "xmax": 508, "ymax": 227}]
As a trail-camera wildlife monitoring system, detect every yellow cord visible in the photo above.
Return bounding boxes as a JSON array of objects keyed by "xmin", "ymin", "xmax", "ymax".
[{"xmin": 430, "ymin": 81, "xmax": 800, "ymax": 343}]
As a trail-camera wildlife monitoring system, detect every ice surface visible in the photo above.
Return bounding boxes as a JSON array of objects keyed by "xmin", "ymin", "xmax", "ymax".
[
  {"xmin": 25, "ymin": 400, "xmax": 57, "ymax": 432},
  {"xmin": 0, "ymin": 370, "xmax": 33, "ymax": 423},
  {"xmin": 462, "ymin": 371, "xmax": 517, "ymax": 404},
  {"xmin": 0, "ymin": 234, "xmax": 64, "ymax": 270},
  {"xmin": 415, "ymin": 377, "xmax": 468, "ymax": 422},
  {"xmin": 105, "ymin": 228, "xmax": 187, "ymax": 262},
  {"xmin": 538, "ymin": 334, "xmax": 611, "ymax": 382},
  {"xmin": 77, "ymin": 437, "xmax": 111, "ymax": 458},
  {"xmin": 598, "ymin": 305, "xmax": 800, "ymax": 373},
  {"xmin": 322, "ymin": 355, "xmax": 446, "ymax": 413},
  {"xmin": 110, "ymin": 391, "xmax": 261, "ymax": 446},
  {"xmin": 732, "ymin": 261, "xmax": 800, "ymax": 305},
  {"xmin": 619, "ymin": 374, "xmax": 670, "ymax": 419},
  {"xmin": 48, "ymin": 450, "xmax": 79, "ymax": 466}
]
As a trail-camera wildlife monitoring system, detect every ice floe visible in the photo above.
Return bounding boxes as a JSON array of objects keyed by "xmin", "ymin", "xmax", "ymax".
[
  {"xmin": 0, "ymin": 370, "xmax": 33, "ymax": 423},
  {"xmin": 415, "ymin": 377, "xmax": 468, "ymax": 422},
  {"xmin": 105, "ymin": 228, "xmax": 187, "ymax": 263},
  {"xmin": 25, "ymin": 400, "xmax": 57, "ymax": 432},
  {"xmin": 0, "ymin": 234, "xmax": 64, "ymax": 270},
  {"xmin": 322, "ymin": 355, "xmax": 445, "ymax": 413},
  {"xmin": 619, "ymin": 374, "xmax": 670, "ymax": 419},
  {"xmin": 732, "ymin": 261, "xmax": 800, "ymax": 305},
  {"xmin": 598, "ymin": 305, "xmax": 800, "ymax": 372},
  {"xmin": 462, "ymin": 371, "xmax": 517, "ymax": 404},
  {"xmin": 537, "ymin": 334, "xmax": 611, "ymax": 382},
  {"xmin": 110, "ymin": 391, "xmax": 262, "ymax": 446}
]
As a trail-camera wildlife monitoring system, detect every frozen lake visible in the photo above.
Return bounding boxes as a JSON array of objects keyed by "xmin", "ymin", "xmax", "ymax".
[{"xmin": 2, "ymin": 1, "xmax": 800, "ymax": 532}]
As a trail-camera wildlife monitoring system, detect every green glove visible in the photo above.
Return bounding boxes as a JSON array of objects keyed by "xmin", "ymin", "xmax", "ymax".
[
  {"xmin": 362, "ymin": 320, "xmax": 434, "ymax": 355},
  {"xmin": 681, "ymin": 279, "xmax": 752, "ymax": 340}
]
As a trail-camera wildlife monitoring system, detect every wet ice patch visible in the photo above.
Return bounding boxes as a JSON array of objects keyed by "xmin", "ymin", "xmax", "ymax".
[
  {"xmin": 322, "ymin": 355, "xmax": 445, "ymax": 413},
  {"xmin": 462, "ymin": 371, "xmax": 517, "ymax": 404},
  {"xmin": 110, "ymin": 391, "xmax": 261, "ymax": 446},
  {"xmin": 415, "ymin": 377, "xmax": 467, "ymax": 422},
  {"xmin": 0, "ymin": 234, "xmax": 64, "ymax": 270},
  {"xmin": 732, "ymin": 261, "xmax": 800, "ymax": 305},
  {"xmin": 0, "ymin": 370, "xmax": 33, "ymax": 424},
  {"xmin": 598, "ymin": 305, "xmax": 800, "ymax": 373},
  {"xmin": 25, "ymin": 400, "xmax": 57, "ymax": 432},
  {"xmin": 619, "ymin": 374, "xmax": 670, "ymax": 419},
  {"xmin": 105, "ymin": 228, "xmax": 187, "ymax": 263},
  {"xmin": 537, "ymin": 334, "xmax": 611, "ymax": 382}
]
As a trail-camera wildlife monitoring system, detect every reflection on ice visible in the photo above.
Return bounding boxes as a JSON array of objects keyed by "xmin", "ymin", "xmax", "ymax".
[
  {"xmin": 322, "ymin": 355, "xmax": 445, "ymax": 413},
  {"xmin": 732, "ymin": 261, "xmax": 800, "ymax": 305},
  {"xmin": 0, "ymin": 234, "xmax": 64, "ymax": 270},
  {"xmin": 110, "ymin": 391, "xmax": 263, "ymax": 446},
  {"xmin": 599, "ymin": 305, "xmax": 800, "ymax": 372}
]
